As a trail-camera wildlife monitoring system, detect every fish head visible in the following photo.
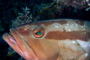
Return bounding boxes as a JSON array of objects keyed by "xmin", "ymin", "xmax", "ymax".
[{"xmin": 2, "ymin": 22, "xmax": 59, "ymax": 60}]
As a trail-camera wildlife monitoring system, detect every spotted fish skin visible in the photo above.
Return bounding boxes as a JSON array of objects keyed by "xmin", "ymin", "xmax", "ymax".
[{"xmin": 2, "ymin": 19, "xmax": 90, "ymax": 60}]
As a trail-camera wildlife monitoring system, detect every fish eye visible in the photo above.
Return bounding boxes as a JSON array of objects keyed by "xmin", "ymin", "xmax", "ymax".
[{"xmin": 33, "ymin": 27, "xmax": 44, "ymax": 38}]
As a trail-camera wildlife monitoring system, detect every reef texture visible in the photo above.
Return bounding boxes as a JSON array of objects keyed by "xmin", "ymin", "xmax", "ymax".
[{"xmin": 54, "ymin": 0, "xmax": 90, "ymax": 9}]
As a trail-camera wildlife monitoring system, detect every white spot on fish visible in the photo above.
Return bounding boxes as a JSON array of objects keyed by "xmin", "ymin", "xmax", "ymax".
[
  {"xmin": 76, "ymin": 40, "xmax": 90, "ymax": 53},
  {"xmin": 85, "ymin": 53, "xmax": 88, "ymax": 57},
  {"xmin": 72, "ymin": 41, "xmax": 77, "ymax": 44},
  {"xmin": 47, "ymin": 23, "xmax": 64, "ymax": 32}
]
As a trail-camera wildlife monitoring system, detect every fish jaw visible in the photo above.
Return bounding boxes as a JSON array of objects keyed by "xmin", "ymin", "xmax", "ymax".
[{"xmin": 2, "ymin": 29, "xmax": 38, "ymax": 60}]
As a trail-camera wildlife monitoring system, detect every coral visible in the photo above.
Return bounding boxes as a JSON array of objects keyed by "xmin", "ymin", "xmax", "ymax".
[
  {"xmin": 12, "ymin": 3, "xmax": 63, "ymax": 27},
  {"xmin": 53, "ymin": 0, "xmax": 90, "ymax": 9},
  {"xmin": 12, "ymin": 7, "xmax": 33, "ymax": 27}
]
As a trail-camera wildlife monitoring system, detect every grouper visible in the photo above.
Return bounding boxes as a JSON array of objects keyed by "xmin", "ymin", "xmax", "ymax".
[{"xmin": 2, "ymin": 19, "xmax": 90, "ymax": 60}]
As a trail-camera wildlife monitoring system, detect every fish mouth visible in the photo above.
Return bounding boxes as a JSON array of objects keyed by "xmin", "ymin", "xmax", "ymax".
[
  {"xmin": 3, "ymin": 33, "xmax": 25, "ymax": 57},
  {"xmin": 2, "ymin": 28, "xmax": 37, "ymax": 60}
]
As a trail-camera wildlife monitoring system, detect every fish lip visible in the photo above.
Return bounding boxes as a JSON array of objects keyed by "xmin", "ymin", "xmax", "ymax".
[
  {"xmin": 2, "ymin": 30, "xmax": 28, "ymax": 59},
  {"xmin": 2, "ymin": 33, "xmax": 17, "ymax": 45},
  {"xmin": 3, "ymin": 32, "xmax": 24, "ymax": 54},
  {"xmin": 9, "ymin": 28, "xmax": 38, "ymax": 60},
  {"xmin": 8, "ymin": 33, "xmax": 17, "ymax": 44}
]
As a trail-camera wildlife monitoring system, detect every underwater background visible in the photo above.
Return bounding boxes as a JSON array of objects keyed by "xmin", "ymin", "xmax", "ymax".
[{"xmin": 0, "ymin": 0, "xmax": 90, "ymax": 60}]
